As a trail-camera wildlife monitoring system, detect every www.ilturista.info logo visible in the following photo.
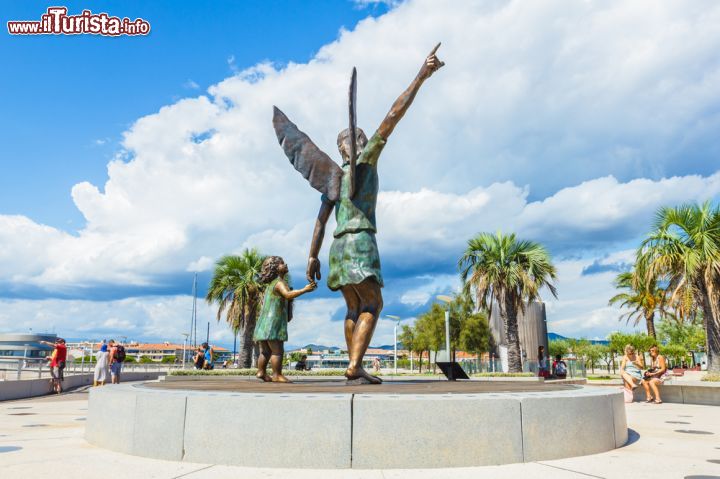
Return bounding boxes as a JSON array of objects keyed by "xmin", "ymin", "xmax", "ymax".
[{"xmin": 7, "ymin": 7, "xmax": 150, "ymax": 36}]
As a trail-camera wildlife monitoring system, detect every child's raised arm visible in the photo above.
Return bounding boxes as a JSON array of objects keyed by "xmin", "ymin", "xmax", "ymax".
[{"xmin": 274, "ymin": 279, "xmax": 317, "ymax": 300}]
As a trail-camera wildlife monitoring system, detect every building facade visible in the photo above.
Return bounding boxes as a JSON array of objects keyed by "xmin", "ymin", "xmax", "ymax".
[
  {"xmin": 489, "ymin": 301, "xmax": 549, "ymax": 372},
  {"xmin": 0, "ymin": 333, "xmax": 57, "ymax": 362}
]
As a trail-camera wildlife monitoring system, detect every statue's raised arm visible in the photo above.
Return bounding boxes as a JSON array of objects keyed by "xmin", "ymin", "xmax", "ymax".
[{"xmin": 376, "ymin": 43, "xmax": 445, "ymax": 140}]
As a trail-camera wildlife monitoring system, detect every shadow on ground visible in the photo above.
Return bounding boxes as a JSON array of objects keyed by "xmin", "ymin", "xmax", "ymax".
[{"xmin": 622, "ymin": 428, "xmax": 640, "ymax": 447}]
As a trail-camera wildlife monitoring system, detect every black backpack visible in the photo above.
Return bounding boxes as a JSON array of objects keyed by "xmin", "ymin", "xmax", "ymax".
[{"xmin": 115, "ymin": 345, "xmax": 126, "ymax": 363}]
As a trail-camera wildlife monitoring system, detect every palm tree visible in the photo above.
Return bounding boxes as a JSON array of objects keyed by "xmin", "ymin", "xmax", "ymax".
[
  {"xmin": 459, "ymin": 232, "xmax": 558, "ymax": 373},
  {"xmin": 608, "ymin": 269, "xmax": 667, "ymax": 338},
  {"xmin": 638, "ymin": 202, "xmax": 720, "ymax": 372},
  {"xmin": 206, "ymin": 249, "xmax": 265, "ymax": 368}
]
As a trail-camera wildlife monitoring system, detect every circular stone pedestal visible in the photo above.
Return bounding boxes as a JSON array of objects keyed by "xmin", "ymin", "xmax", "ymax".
[{"xmin": 85, "ymin": 378, "xmax": 627, "ymax": 469}]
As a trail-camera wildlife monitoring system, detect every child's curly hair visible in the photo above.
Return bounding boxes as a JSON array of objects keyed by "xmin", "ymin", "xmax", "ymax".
[{"xmin": 258, "ymin": 256, "xmax": 284, "ymax": 284}]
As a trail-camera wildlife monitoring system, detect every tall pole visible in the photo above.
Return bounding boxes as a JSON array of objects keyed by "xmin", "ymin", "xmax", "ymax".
[
  {"xmin": 232, "ymin": 331, "xmax": 237, "ymax": 366},
  {"xmin": 206, "ymin": 321, "xmax": 210, "ymax": 344},
  {"xmin": 437, "ymin": 295, "xmax": 453, "ymax": 363},
  {"xmin": 191, "ymin": 273, "xmax": 198, "ymax": 347},
  {"xmin": 394, "ymin": 322, "xmax": 398, "ymax": 375},
  {"xmin": 182, "ymin": 334, "xmax": 188, "ymax": 369},
  {"xmin": 444, "ymin": 310, "xmax": 450, "ymax": 362},
  {"xmin": 387, "ymin": 315, "xmax": 401, "ymax": 374}
]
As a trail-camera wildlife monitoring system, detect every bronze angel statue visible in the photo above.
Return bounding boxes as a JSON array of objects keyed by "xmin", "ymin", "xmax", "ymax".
[{"xmin": 272, "ymin": 44, "xmax": 444, "ymax": 384}]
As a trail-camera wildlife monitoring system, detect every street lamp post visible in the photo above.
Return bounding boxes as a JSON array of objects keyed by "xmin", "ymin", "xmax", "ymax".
[
  {"xmin": 437, "ymin": 295, "xmax": 453, "ymax": 362},
  {"xmin": 80, "ymin": 346, "xmax": 85, "ymax": 373},
  {"xmin": 387, "ymin": 315, "xmax": 401, "ymax": 374},
  {"xmin": 181, "ymin": 333, "xmax": 190, "ymax": 369}
]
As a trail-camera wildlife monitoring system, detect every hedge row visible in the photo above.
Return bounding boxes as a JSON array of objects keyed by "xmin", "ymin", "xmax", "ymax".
[{"xmin": 169, "ymin": 369, "xmax": 535, "ymax": 378}]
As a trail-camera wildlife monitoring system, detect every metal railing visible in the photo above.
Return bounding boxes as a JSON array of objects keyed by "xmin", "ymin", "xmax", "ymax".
[{"xmin": 0, "ymin": 358, "xmax": 178, "ymax": 381}]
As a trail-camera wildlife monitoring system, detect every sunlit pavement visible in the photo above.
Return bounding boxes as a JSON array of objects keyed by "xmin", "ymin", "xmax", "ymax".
[{"xmin": 1, "ymin": 386, "xmax": 719, "ymax": 479}]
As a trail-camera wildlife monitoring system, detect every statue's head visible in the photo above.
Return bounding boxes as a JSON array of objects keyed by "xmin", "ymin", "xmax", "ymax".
[
  {"xmin": 337, "ymin": 127, "xmax": 368, "ymax": 164},
  {"xmin": 258, "ymin": 255, "xmax": 287, "ymax": 284}
]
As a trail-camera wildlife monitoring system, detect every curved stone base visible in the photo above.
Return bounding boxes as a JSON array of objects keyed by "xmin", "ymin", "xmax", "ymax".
[{"xmin": 85, "ymin": 379, "xmax": 627, "ymax": 469}]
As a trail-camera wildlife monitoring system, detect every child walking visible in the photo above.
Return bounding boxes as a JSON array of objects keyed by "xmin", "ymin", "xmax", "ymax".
[{"xmin": 254, "ymin": 256, "xmax": 316, "ymax": 382}]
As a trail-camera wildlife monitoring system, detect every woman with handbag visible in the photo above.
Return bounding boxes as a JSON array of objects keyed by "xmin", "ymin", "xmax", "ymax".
[{"xmin": 642, "ymin": 345, "xmax": 668, "ymax": 404}]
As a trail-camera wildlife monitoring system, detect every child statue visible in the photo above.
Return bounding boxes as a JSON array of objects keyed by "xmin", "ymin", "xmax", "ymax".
[{"xmin": 254, "ymin": 255, "xmax": 316, "ymax": 382}]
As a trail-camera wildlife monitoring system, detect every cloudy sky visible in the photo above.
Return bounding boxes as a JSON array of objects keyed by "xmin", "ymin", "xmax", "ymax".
[{"xmin": 2, "ymin": 0, "xmax": 719, "ymax": 349}]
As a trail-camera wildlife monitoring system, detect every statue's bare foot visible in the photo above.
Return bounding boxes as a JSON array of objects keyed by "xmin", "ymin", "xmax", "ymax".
[
  {"xmin": 272, "ymin": 374, "xmax": 291, "ymax": 383},
  {"xmin": 345, "ymin": 366, "xmax": 382, "ymax": 384},
  {"xmin": 256, "ymin": 373, "xmax": 272, "ymax": 382}
]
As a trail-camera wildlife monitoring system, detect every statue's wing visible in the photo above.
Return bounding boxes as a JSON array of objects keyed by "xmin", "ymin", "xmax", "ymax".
[{"xmin": 272, "ymin": 106, "xmax": 342, "ymax": 202}]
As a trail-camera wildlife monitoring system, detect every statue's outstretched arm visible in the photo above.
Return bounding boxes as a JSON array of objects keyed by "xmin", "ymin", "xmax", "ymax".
[
  {"xmin": 376, "ymin": 43, "xmax": 444, "ymax": 140},
  {"xmin": 307, "ymin": 198, "xmax": 334, "ymax": 282},
  {"xmin": 275, "ymin": 278, "xmax": 317, "ymax": 300}
]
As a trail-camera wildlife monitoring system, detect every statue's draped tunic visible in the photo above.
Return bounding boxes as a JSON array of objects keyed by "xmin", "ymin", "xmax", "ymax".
[
  {"xmin": 327, "ymin": 132, "xmax": 386, "ymax": 291},
  {"xmin": 253, "ymin": 277, "xmax": 289, "ymax": 341}
]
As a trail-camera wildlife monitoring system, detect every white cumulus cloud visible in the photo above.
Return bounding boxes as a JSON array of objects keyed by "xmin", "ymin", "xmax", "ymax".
[{"xmin": 2, "ymin": 0, "xmax": 720, "ymax": 344}]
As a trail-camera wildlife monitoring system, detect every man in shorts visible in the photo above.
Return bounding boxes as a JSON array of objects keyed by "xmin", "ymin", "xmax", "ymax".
[
  {"xmin": 108, "ymin": 339, "xmax": 122, "ymax": 384},
  {"xmin": 41, "ymin": 338, "xmax": 67, "ymax": 393}
]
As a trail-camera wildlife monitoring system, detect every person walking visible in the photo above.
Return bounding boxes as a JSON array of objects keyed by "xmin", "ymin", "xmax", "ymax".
[
  {"xmin": 40, "ymin": 338, "xmax": 67, "ymax": 394},
  {"xmin": 108, "ymin": 339, "xmax": 125, "ymax": 384},
  {"xmin": 94, "ymin": 344, "xmax": 109, "ymax": 386}
]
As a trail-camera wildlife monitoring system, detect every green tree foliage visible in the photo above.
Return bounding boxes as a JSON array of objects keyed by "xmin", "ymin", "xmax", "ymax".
[
  {"xmin": 637, "ymin": 202, "xmax": 720, "ymax": 371},
  {"xmin": 608, "ymin": 269, "xmax": 667, "ymax": 338},
  {"xmin": 597, "ymin": 345, "xmax": 614, "ymax": 373},
  {"xmin": 399, "ymin": 295, "xmax": 490, "ymax": 373},
  {"xmin": 288, "ymin": 351, "xmax": 305, "ymax": 363},
  {"xmin": 161, "ymin": 355, "xmax": 177, "ymax": 364},
  {"xmin": 661, "ymin": 343, "xmax": 688, "ymax": 365},
  {"xmin": 458, "ymin": 311, "xmax": 490, "ymax": 356},
  {"xmin": 414, "ymin": 303, "xmax": 446, "ymax": 366},
  {"xmin": 548, "ymin": 339, "xmax": 570, "ymax": 359},
  {"xmin": 656, "ymin": 316, "xmax": 706, "ymax": 352},
  {"xmin": 398, "ymin": 324, "xmax": 419, "ymax": 372},
  {"xmin": 459, "ymin": 232, "xmax": 557, "ymax": 372},
  {"xmin": 138, "ymin": 355, "xmax": 153, "ymax": 364},
  {"xmin": 583, "ymin": 344, "xmax": 606, "ymax": 374},
  {"xmin": 206, "ymin": 249, "xmax": 265, "ymax": 368}
]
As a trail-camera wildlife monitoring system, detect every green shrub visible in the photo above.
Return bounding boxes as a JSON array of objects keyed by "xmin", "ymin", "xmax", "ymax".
[
  {"xmin": 702, "ymin": 373, "xmax": 720, "ymax": 382},
  {"xmin": 471, "ymin": 372, "xmax": 534, "ymax": 377},
  {"xmin": 587, "ymin": 375, "xmax": 613, "ymax": 381}
]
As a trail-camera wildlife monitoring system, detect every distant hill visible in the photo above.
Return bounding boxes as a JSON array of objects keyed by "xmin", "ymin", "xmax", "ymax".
[
  {"xmin": 370, "ymin": 344, "xmax": 397, "ymax": 350},
  {"xmin": 548, "ymin": 332, "xmax": 609, "ymax": 345},
  {"xmin": 286, "ymin": 343, "xmax": 341, "ymax": 352}
]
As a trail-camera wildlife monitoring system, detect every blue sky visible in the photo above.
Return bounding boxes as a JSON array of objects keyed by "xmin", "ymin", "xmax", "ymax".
[
  {"xmin": 1, "ymin": 0, "xmax": 719, "ymax": 348},
  {"xmin": 0, "ymin": 1, "xmax": 389, "ymax": 229}
]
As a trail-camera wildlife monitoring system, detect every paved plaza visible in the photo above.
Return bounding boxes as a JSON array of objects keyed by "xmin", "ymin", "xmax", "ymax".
[{"xmin": 1, "ymin": 384, "xmax": 719, "ymax": 478}]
